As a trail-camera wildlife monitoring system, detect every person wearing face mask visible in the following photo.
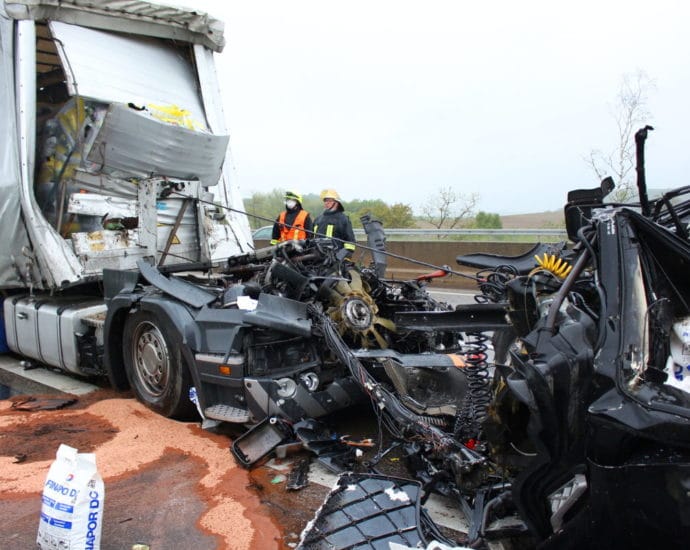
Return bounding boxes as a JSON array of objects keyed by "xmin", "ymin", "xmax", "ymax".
[
  {"xmin": 270, "ymin": 190, "xmax": 314, "ymax": 244},
  {"xmin": 313, "ymin": 189, "xmax": 356, "ymax": 257}
]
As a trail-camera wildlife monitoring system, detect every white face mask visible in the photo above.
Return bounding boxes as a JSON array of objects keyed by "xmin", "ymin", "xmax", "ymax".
[{"xmin": 285, "ymin": 199, "xmax": 297, "ymax": 209}]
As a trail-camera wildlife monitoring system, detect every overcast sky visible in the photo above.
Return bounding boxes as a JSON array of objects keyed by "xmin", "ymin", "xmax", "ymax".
[{"xmin": 192, "ymin": 0, "xmax": 690, "ymax": 214}]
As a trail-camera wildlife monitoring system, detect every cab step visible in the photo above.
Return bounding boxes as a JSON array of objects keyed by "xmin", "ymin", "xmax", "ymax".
[{"xmin": 204, "ymin": 404, "xmax": 250, "ymax": 423}]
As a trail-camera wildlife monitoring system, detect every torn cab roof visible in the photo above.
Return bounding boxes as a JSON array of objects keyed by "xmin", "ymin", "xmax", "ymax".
[{"xmin": 3, "ymin": 0, "xmax": 225, "ymax": 52}]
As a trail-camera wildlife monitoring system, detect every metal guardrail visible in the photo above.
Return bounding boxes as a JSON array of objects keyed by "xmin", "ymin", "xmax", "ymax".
[
  {"xmin": 353, "ymin": 228, "xmax": 568, "ymax": 237},
  {"xmin": 253, "ymin": 225, "xmax": 567, "ymax": 240}
]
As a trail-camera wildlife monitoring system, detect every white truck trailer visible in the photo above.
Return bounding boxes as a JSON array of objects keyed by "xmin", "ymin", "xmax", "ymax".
[{"xmin": 1, "ymin": 0, "xmax": 252, "ymax": 378}]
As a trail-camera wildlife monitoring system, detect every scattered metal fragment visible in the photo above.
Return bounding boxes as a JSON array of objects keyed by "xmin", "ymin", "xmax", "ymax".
[
  {"xmin": 11, "ymin": 396, "xmax": 78, "ymax": 411},
  {"xmin": 339, "ymin": 435, "xmax": 375, "ymax": 447}
]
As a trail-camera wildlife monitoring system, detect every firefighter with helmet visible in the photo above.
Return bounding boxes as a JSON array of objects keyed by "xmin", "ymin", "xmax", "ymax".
[
  {"xmin": 270, "ymin": 190, "xmax": 314, "ymax": 244},
  {"xmin": 313, "ymin": 189, "xmax": 356, "ymax": 257}
]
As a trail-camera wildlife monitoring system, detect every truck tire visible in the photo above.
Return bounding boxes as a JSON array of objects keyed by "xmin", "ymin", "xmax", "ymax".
[{"xmin": 122, "ymin": 310, "xmax": 195, "ymax": 419}]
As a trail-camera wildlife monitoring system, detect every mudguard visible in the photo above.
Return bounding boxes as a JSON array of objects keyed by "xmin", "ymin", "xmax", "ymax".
[{"xmin": 104, "ymin": 291, "xmax": 198, "ymax": 392}]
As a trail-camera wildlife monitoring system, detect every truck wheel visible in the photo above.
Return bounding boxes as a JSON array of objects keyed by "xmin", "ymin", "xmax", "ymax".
[{"xmin": 122, "ymin": 310, "xmax": 195, "ymax": 419}]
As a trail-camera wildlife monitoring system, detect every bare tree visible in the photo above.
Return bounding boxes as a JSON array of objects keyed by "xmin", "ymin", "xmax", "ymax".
[
  {"xmin": 586, "ymin": 70, "xmax": 655, "ymax": 202},
  {"xmin": 421, "ymin": 186, "xmax": 478, "ymax": 236}
]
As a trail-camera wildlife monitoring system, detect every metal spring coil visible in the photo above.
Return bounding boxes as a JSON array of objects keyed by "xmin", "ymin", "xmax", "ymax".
[
  {"xmin": 476, "ymin": 265, "xmax": 518, "ymax": 304},
  {"xmin": 419, "ymin": 414, "xmax": 448, "ymax": 427},
  {"xmin": 454, "ymin": 331, "xmax": 492, "ymax": 441}
]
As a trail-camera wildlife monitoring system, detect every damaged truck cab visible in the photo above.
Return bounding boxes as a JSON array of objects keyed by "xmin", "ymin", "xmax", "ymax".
[{"xmin": 0, "ymin": 0, "xmax": 473, "ymax": 433}]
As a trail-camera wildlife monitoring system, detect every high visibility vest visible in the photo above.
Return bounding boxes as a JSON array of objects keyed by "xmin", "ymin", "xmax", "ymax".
[{"xmin": 279, "ymin": 209, "xmax": 309, "ymax": 241}]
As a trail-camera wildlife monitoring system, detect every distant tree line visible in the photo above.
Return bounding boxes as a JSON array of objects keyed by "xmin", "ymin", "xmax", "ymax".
[
  {"xmin": 471, "ymin": 211, "xmax": 502, "ymax": 229},
  {"xmin": 242, "ymin": 188, "xmax": 502, "ymax": 231}
]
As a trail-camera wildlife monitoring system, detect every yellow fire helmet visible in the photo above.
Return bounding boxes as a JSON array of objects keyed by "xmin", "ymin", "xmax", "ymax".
[
  {"xmin": 320, "ymin": 189, "xmax": 342, "ymax": 203},
  {"xmin": 285, "ymin": 190, "xmax": 303, "ymax": 204}
]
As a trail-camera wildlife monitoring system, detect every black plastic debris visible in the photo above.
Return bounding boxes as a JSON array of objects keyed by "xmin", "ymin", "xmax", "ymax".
[
  {"xmin": 231, "ymin": 416, "xmax": 293, "ymax": 468},
  {"xmin": 297, "ymin": 472, "xmax": 427, "ymax": 550},
  {"xmin": 286, "ymin": 457, "xmax": 311, "ymax": 491},
  {"xmin": 294, "ymin": 419, "xmax": 357, "ymax": 473}
]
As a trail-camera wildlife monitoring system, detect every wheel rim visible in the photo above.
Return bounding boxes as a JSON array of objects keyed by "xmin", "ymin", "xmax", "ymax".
[{"xmin": 131, "ymin": 321, "xmax": 170, "ymax": 397}]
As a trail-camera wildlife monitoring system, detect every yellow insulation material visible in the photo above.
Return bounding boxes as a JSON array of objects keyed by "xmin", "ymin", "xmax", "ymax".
[{"xmin": 146, "ymin": 103, "xmax": 204, "ymax": 131}]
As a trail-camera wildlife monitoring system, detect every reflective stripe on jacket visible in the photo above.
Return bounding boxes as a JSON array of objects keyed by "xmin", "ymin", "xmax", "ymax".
[{"xmin": 313, "ymin": 210, "xmax": 356, "ymax": 251}]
